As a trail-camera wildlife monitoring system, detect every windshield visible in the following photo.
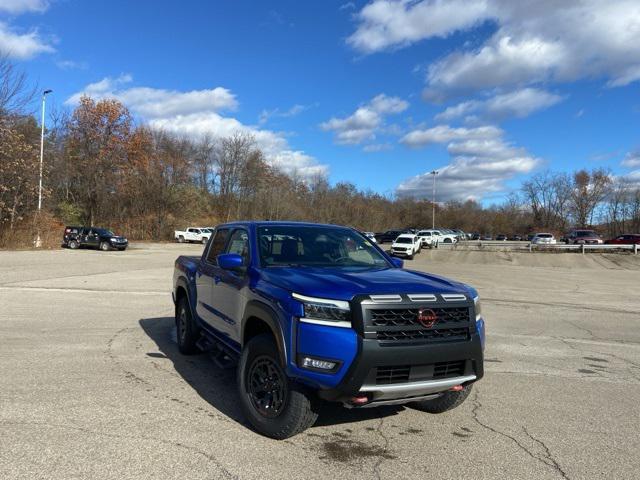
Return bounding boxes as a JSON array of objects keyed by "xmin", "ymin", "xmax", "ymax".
[
  {"xmin": 258, "ymin": 225, "xmax": 390, "ymax": 268},
  {"xmin": 537, "ymin": 234, "xmax": 552, "ymax": 238},
  {"xmin": 395, "ymin": 237, "xmax": 413, "ymax": 244},
  {"xmin": 576, "ymin": 231, "xmax": 596, "ymax": 237}
]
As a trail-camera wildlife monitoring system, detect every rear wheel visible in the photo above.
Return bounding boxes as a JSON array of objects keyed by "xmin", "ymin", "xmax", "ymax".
[
  {"xmin": 68, "ymin": 240, "xmax": 79, "ymax": 249},
  {"xmin": 176, "ymin": 296, "xmax": 199, "ymax": 354},
  {"xmin": 201, "ymin": 237, "xmax": 208, "ymax": 244},
  {"xmin": 411, "ymin": 384, "xmax": 473, "ymax": 413},
  {"xmin": 238, "ymin": 334, "xmax": 318, "ymax": 439},
  {"xmin": 99, "ymin": 241, "xmax": 110, "ymax": 251},
  {"xmin": 177, "ymin": 235, "xmax": 185, "ymax": 243}
]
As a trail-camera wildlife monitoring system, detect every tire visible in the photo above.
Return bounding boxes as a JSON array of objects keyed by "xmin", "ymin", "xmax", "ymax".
[
  {"xmin": 176, "ymin": 296, "xmax": 199, "ymax": 354},
  {"xmin": 408, "ymin": 253, "xmax": 414, "ymax": 260},
  {"xmin": 201, "ymin": 237, "xmax": 208, "ymax": 244},
  {"xmin": 177, "ymin": 235, "xmax": 185, "ymax": 243},
  {"xmin": 68, "ymin": 240, "xmax": 79, "ymax": 249},
  {"xmin": 238, "ymin": 334, "xmax": 318, "ymax": 439},
  {"xmin": 411, "ymin": 384, "xmax": 473, "ymax": 413},
  {"xmin": 99, "ymin": 241, "xmax": 110, "ymax": 251},
  {"xmin": 444, "ymin": 238, "xmax": 452, "ymax": 244}
]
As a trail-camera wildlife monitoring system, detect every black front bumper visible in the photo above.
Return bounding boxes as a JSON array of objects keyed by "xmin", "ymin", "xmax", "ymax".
[{"xmin": 317, "ymin": 294, "xmax": 484, "ymax": 404}]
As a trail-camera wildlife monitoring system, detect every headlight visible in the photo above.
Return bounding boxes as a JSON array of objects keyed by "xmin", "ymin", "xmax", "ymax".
[
  {"xmin": 474, "ymin": 296, "xmax": 482, "ymax": 322},
  {"xmin": 292, "ymin": 293, "xmax": 351, "ymax": 328},
  {"xmin": 110, "ymin": 238, "xmax": 116, "ymax": 242}
]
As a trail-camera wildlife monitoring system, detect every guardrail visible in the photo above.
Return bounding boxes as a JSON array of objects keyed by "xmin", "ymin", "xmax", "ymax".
[{"xmin": 455, "ymin": 240, "xmax": 639, "ymax": 254}]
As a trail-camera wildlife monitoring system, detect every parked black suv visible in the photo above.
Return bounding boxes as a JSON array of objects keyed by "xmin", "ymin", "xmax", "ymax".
[
  {"xmin": 375, "ymin": 229, "xmax": 409, "ymax": 243},
  {"xmin": 63, "ymin": 226, "xmax": 128, "ymax": 251}
]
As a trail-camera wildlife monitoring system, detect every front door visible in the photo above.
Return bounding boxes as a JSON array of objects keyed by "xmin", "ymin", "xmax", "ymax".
[
  {"xmin": 211, "ymin": 228, "xmax": 250, "ymax": 344},
  {"xmin": 195, "ymin": 228, "xmax": 230, "ymax": 330}
]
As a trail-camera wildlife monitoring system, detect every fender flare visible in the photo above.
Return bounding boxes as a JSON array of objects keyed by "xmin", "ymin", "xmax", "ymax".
[
  {"xmin": 174, "ymin": 276, "xmax": 196, "ymax": 314},
  {"xmin": 242, "ymin": 300, "xmax": 288, "ymax": 365}
]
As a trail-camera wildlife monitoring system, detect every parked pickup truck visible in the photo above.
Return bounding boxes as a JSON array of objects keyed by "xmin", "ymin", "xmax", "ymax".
[
  {"xmin": 174, "ymin": 227, "xmax": 212, "ymax": 244},
  {"xmin": 172, "ymin": 221, "xmax": 485, "ymax": 439}
]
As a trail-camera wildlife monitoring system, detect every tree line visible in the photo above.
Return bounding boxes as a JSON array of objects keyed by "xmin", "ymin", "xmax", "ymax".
[{"xmin": 1, "ymin": 58, "xmax": 639, "ymax": 247}]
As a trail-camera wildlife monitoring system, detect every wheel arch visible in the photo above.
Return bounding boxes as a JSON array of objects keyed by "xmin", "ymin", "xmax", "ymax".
[{"xmin": 242, "ymin": 301, "xmax": 287, "ymax": 365}]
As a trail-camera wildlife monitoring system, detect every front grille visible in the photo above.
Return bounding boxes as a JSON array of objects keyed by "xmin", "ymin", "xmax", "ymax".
[
  {"xmin": 434, "ymin": 360, "xmax": 465, "ymax": 378},
  {"xmin": 376, "ymin": 365, "xmax": 410, "ymax": 384},
  {"xmin": 376, "ymin": 327, "xmax": 469, "ymax": 342},
  {"xmin": 374, "ymin": 361, "xmax": 467, "ymax": 385},
  {"xmin": 370, "ymin": 307, "xmax": 469, "ymax": 327},
  {"xmin": 366, "ymin": 305, "xmax": 471, "ymax": 345}
]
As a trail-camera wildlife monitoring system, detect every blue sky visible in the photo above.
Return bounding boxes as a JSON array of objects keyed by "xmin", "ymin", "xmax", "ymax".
[{"xmin": 2, "ymin": 0, "xmax": 640, "ymax": 203}]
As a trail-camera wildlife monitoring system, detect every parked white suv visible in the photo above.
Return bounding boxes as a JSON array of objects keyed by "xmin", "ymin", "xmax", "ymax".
[
  {"xmin": 391, "ymin": 234, "xmax": 421, "ymax": 259},
  {"xmin": 416, "ymin": 230, "xmax": 437, "ymax": 248},
  {"xmin": 174, "ymin": 227, "xmax": 212, "ymax": 244},
  {"xmin": 531, "ymin": 233, "xmax": 557, "ymax": 245},
  {"xmin": 424, "ymin": 229, "xmax": 458, "ymax": 246}
]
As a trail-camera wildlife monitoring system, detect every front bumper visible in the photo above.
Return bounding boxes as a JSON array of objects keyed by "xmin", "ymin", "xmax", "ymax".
[{"xmin": 294, "ymin": 295, "xmax": 485, "ymax": 406}]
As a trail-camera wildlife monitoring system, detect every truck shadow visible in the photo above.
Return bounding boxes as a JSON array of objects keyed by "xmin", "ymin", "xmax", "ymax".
[{"xmin": 139, "ymin": 317, "xmax": 404, "ymax": 431}]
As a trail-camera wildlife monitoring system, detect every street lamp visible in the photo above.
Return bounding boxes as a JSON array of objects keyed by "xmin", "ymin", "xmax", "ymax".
[
  {"xmin": 35, "ymin": 89, "xmax": 52, "ymax": 248},
  {"xmin": 430, "ymin": 170, "xmax": 438, "ymax": 230},
  {"xmin": 38, "ymin": 89, "xmax": 53, "ymax": 211}
]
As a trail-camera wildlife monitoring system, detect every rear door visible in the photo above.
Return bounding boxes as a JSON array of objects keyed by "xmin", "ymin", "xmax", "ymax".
[
  {"xmin": 210, "ymin": 228, "xmax": 251, "ymax": 343},
  {"xmin": 84, "ymin": 228, "xmax": 100, "ymax": 248},
  {"xmin": 195, "ymin": 228, "xmax": 230, "ymax": 330}
]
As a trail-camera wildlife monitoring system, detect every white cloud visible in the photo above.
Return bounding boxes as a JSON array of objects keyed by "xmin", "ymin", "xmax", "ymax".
[
  {"xmin": 66, "ymin": 77, "xmax": 327, "ymax": 178},
  {"xmin": 435, "ymin": 88, "xmax": 563, "ymax": 122},
  {"xmin": 0, "ymin": 21, "xmax": 54, "ymax": 59},
  {"xmin": 320, "ymin": 93, "xmax": 408, "ymax": 145},
  {"xmin": 258, "ymin": 103, "xmax": 311, "ymax": 125},
  {"xmin": 55, "ymin": 59, "xmax": 88, "ymax": 70},
  {"xmin": 347, "ymin": 0, "xmax": 492, "ymax": 53},
  {"xmin": 401, "ymin": 124, "xmax": 501, "ymax": 147},
  {"xmin": 0, "ymin": 0, "xmax": 48, "ymax": 14},
  {"xmin": 397, "ymin": 123, "xmax": 539, "ymax": 201},
  {"xmin": 66, "ymin": 74, "xmax": 237, "ymax": 117},
  {"xmin": 622, "ymin": 151, "xmax": 640, "ymax": 169},
  {"xmin": 349, "ymin": 1, "xmax": 640, "ymax": 98}
]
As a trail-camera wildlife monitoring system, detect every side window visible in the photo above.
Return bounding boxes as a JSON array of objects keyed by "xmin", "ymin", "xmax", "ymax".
[
  {"xmin": 225, "ymin": 229, "xmax": 250, "ymax": 265},
  {"xmin": 206, "ymin": 228, "xmax": 230, "ymax": 264}
]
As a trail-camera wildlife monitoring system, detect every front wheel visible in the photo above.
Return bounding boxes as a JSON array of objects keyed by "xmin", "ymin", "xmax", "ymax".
[
  {"xmin": 238, "ymin": 334, "xmax": 318, "ymax": 439},
  {"xmin": 411, "ymin": 384, "xmax": 473, "ymax": 413},
  {"xmin": 99, "ymin": 241, "xmax": 110, "ymax": 251}
]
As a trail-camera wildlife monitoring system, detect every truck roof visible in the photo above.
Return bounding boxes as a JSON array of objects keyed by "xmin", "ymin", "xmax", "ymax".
[{"xmin": 214, "ymin": 220, "xmax": 353, "ymax": 229}]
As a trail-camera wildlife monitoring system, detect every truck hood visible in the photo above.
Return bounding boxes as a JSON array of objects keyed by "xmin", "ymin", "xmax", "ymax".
[{"xmin": 259, "ymin": 266, "xmax": 472, "ymax": 301}]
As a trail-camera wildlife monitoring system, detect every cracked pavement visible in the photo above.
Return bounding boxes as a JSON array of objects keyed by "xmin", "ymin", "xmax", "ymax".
[{"xmin": 1, "ymin": 244, "xmax": 639, "ymax": 479}]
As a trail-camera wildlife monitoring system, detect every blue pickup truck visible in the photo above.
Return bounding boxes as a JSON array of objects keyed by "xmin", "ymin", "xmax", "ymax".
[{"xmin": 173, "ymin": 221, "xmax": 485, "ymax": 438}]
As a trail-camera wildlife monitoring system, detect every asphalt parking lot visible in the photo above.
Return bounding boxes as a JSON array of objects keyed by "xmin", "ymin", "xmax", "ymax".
[{"xmin": 1, "ymin": 243, "xmax": 639, "ymax": 479}]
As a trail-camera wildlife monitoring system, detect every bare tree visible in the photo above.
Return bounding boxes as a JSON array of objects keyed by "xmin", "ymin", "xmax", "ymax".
[{"xmin": 0, "ymin": 56, "xmax": 36, "ymax": 116}]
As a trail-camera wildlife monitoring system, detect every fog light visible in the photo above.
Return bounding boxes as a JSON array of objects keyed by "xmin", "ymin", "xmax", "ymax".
[{"xmin": 302, "ymin": 357, "xmax": 336, "ymax": 370}]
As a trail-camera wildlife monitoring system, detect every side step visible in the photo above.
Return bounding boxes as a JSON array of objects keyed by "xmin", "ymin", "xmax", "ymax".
[{"xmin": 196, "ymin": 334, "xmax": 237, "ymax": 369}]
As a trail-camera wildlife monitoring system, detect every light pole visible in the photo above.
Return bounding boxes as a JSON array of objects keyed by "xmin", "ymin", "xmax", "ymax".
[
  {"xmin": 430, "ymin": 170, "xmax": 438, "ymax": 229},
  {"xmin": 35, "ymin": 89, "xmax": 52, "ymax": 248},
  {"xmin": 38, "ymin": 89, "xmax": 53, "ymax": 211}
]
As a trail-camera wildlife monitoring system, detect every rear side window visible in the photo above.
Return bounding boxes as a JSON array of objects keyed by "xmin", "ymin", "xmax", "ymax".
[{"xmin": 206, "ymin": 228, "xmax": 230, "ymax": 264}]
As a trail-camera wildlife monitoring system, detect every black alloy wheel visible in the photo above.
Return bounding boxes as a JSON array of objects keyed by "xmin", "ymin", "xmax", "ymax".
[{"xmin": 247, "ymin": 356, "xmax": 287, "ymax": 418}]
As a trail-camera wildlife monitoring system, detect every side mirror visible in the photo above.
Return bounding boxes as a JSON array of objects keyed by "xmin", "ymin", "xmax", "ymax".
[
  {"xmin": 217, "ymin": 253, "xmax": 244, "ymax": 270},
  {"xmin": 390, "ymin": 257, "xmax": 403, "ymax": 268}
]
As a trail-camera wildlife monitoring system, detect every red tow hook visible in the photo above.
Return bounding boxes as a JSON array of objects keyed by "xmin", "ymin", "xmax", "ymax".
[
  {"xmin": 351, "ymin": 395, "xmax": 370, "ymax": 406},
  {"xmin": 449, "ymin": 385, "xmax": 464, "ymax": 392}
]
